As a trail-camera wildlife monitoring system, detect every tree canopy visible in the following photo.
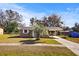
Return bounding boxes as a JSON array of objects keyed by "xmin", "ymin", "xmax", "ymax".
[
  {"xmin": 72, "ymin": 23, "xmax": 79, "ymax": 32},
  {"xmin": 0, "ymin": 9, "xmax": 23, "ymax": 33},
  {"xmin": 42, "ymin": 14, "xmax": 63, "ymax": 27},
  {"xmin": 30, "ymin": 14, "xmax": 63, "ymax": 27},
  {"xmin": 30, "ymin": 17, "xmax": 48, "ymax": 40}
]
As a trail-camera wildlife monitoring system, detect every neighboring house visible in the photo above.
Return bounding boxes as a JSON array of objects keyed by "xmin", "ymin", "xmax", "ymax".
[
  {"xmin": 60, "ymin": 31, "xmax": 70, "ymax": 36},
  {"xmin": 0, "ymin": 28, "xmax": 3, "ymax": 34},
  {"xmin": 20, "ymin": 26, "xmax": 63, "ymax": 37},
  {"xmin": 47, "ymin": 27, "xmax": 63, "ymax": 36}
]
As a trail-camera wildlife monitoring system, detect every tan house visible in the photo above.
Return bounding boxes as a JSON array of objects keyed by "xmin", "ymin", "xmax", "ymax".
[
  {"xmin": 0, "ymin": 28, "xmax": 3, "ymax": 34},
  {"xmin": 47, "ymin": 27, "xmax": 63, "ymax": 36},
  {"xmin": 20, "ymin": 26, "xmax": 63, "ymax": 37}
]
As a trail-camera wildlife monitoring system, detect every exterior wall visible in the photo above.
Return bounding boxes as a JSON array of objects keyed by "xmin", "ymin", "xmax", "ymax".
[
  {"xmin": 48, "ymin": 31, "xmax": 62, "ymax": 36},
  {"xmin": 20, "ymin": 27, "xmax": 63, "ymax": 37},
  {"xmin": 60, "ymin": 31, "xmax": 70, "ymax": 36},
  {"xmin": 20, "ymin": 29, "xmax": 62, "ymax": 37},
  {"xmin": 20, "ymin": 29, "xmax": 32, "ymax": 37},
  {"xmin": 0, "ymin": 28, "xmax": 3, "ymax": 34}
]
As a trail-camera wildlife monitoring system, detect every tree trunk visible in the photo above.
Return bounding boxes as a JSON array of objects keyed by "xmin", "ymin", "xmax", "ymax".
[{"xmin": 36, "ymin": 33, "xmax": 40, "ymax": 40}]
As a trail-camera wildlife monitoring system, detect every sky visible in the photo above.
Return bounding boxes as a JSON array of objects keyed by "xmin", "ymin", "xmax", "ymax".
[{"xmin": 0, "ymin": 3, "xmax": 79, "ymax": 27}]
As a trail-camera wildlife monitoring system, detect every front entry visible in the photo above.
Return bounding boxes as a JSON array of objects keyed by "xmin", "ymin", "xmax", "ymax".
[{"xmin": 49, "ymin": 31, "xmax": 54, "ymax": 36}]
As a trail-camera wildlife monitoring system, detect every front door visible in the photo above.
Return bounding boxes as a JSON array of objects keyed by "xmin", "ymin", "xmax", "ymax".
[{"xmin": 49, "ymin": 31, "xmax": 55, "ymax": 36}]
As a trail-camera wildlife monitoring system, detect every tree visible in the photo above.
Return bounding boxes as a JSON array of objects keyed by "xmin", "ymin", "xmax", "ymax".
[
  {"xmin": 30, "ymin": 17, "xmax": 35, "ymax": 25},
  {"xmin": 63, "ymin": 26, "xmax": 70, "ymax": 31},
  {"xmin": 42, "ymin": 14, "xmax": 63, "ymax": 27},
  {"xmin": 31, "ymin": 18, "xmax": 48, "ymax": 40},
  {"xmin": 42, "ymin": 16, "xmax": 48, "ymax": 26},
  {"xmin": 72, "ymin": 23, "xmax": 79, "ymax": 32},
  {"xmin": 0, "ymin": 9, "xmax": 23, "ymax": 33},
  {"xmin": 0, "ymin": 9, "xmax": 6, "ymax": 28},
  {"xmin": 30, "ymin": 14, "xmax": 63, "ymax": 39},
  {"xmin": 4, "ymin": 21, "xmax": 18, "ymax": 33},
  {"xmin": 5, "ymin": 10, "xmax": 22, "ymax": 22}
]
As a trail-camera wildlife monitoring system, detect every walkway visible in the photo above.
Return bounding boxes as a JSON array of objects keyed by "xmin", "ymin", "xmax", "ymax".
[
  {"xmin": 0, "ymin": 43, "xmax": 64, "ymax": 47},
  {"xmin": 53, "ymin": 36, "xmax": 79, "ymax": 56}
]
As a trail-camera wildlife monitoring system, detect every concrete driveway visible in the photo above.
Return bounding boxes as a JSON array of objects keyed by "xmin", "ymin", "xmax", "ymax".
[{"xmin": 53, "ymin": 36, "xmax": 79, "ymax": 56}]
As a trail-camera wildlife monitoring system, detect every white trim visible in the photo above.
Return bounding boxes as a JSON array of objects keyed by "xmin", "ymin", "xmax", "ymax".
[{"xmin": 22, "ymin": 29, "xmax": 29, "ymax": 34}]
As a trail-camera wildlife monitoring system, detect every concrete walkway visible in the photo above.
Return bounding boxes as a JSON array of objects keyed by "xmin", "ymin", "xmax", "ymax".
[
  {"xmin": 0, "ymin": 43, "xmax": 64, "ymax": 47},
  {"xmin": 53, "ymin": 36, "xmax": 79, "ymax": 56}
]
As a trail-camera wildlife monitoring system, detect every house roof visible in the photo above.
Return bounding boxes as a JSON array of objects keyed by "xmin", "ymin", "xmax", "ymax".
[
  {"xmin": 46, "ymin": 27, "xmax": 63, "ymax": 31},
  {"xmin": 21, "ymin": 26, "xmax": 63, "ymax": 31},
  {"xmin": 21, "ymin": 26, "xmax": 33, "ymax": 30}
]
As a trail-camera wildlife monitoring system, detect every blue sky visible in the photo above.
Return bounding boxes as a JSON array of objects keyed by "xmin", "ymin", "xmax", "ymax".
[
  {"xmin": 17, "ymin": 3, "xmax": 79, "ymax": 13},
  {"xmin": 0, "ymin": 3, "xmax": 79, "ymax": 27}
]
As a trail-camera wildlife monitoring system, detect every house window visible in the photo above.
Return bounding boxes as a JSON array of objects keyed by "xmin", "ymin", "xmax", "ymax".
[
  {"xmin": 24, "ymin": 30, "xmax": 27, "ymax": 33},
  {"xmin": 23, "ymin": 29, "xmax": 29, "ymax": 34}
]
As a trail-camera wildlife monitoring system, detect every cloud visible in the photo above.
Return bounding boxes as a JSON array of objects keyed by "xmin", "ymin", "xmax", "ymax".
[
  {"xmin": 0, "ymin": 3, "xmax": 46, "ymax": 26},
  {"xmin": 56, "ymin": 8, "xmax": 79, "ymax": 27},
  {"xmin": 0, "ymin": 3, "xmax": 79, "ymax": 27}
]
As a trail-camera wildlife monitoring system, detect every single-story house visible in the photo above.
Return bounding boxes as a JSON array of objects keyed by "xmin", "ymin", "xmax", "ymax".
[
  {"xmin": 60, "ymin": 31, "xmax": 70, "ymax": 36},
  {"xmin": 20, "ymin": 26, "xmax": 63, "ymax": 37},
  {"xmin": 0, "ymin": 28, "xmax": 3, "ymax": 34}
]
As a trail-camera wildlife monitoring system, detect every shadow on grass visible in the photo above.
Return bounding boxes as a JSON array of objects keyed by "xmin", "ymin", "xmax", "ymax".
[
  {"xmin": 8, "ymin": 35, "xmax": 33, "ymax": 38},
  {"xmin": 20, "ymin": 40, "xmax": 41, "ymax": 44},
  {"xmin": 61, "ymin": 37, "xmax": 67, "ymax": 39},
  {"xmin": 8, "ymin": 34, "xmax": 50, "ymax": 38}
]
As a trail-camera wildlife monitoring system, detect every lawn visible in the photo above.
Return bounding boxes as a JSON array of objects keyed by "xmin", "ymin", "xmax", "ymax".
[
  {"xmin": 0, "ymin": 46, "xmax": 76, "ymax": 56},
  {"xmin": 0, "ymin": 34, "xmax": 76, "ymax": 56},
  {"xmin": 59, "ymin": 35, "xmax": 79, "ymax": 43},
  {"xmin": 0, "ymin": 34, "xmax": 60, "ymax": 44}
]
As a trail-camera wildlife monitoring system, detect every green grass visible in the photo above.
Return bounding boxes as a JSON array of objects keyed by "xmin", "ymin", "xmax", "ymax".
[
  {"xmin": 0, "ymin": 46, "xmax": 76, "ymax": 56},
  {"xmin": 0, "ymin": 34, "xmax": 17, "ymax": 39},
  {"xmin": 0, "ymin": 34, "xmax": 60, "ymax": 44},
  {"xmin": 34, "ymin": 38, "xmax": 60, "ymax": 44},
  {"xmin": 0, "ymin": 34, "xmax": 76, "ymax": 56},
  {"xmin": 59, "ymin": 35, "xmax": 79, "ymax": 43}
]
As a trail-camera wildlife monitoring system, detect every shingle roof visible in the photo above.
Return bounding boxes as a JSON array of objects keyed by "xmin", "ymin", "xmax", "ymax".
[
  {"xmin": 46, "ymin": 27, "xmax": 63, "ymax": 31},
  {"xmin": 21, "ymin": 26, "xmax": 63, "ymax": 31},
  {"xmin": 21, "ymin": 26, "xmax": 33, "ymax": 30}
]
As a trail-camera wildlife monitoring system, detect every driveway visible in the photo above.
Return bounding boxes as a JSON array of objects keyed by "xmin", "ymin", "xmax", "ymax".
[
  {"xmin": 0, "ymin": 43, "xmax": 64, "ymax": 47},
  {"xmin": 53, "ymin": 36, "xmax": 79, "ymax": 56}
]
